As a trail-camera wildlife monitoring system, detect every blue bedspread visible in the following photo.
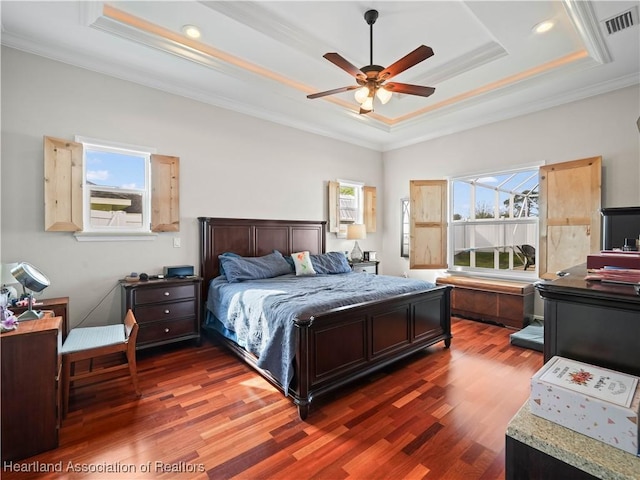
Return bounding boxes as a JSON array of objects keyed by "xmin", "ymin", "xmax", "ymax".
[{"xmin": 206, "ymin": 272, "xmax": 435, "ymax": 391}]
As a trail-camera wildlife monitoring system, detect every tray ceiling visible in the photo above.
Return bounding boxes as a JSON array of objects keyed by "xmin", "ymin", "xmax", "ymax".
[{"xmin": 2, "ymin": 1, "xmax": 639, "ymax": 151}]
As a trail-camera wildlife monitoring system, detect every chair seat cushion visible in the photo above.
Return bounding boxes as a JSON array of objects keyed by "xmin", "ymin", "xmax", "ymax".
[{"xmin": 61, "ymin": 325, "xmax": 125, "ymax": 354}]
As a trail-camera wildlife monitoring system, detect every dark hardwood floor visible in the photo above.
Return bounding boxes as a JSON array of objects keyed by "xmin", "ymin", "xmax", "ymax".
[{"xmin": 4, "ymin": 318, "xmax": 543, "ymax": 479}]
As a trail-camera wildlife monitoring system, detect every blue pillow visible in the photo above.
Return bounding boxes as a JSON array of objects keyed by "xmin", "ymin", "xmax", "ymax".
[
  {"xmin": 219, "ymin": 251, "xmax": 293, "ymax": 283},
  {"xmin": 310, "ymin": 252, "xmax": 352, "ymax": 274},
  {"xmin": 275, "ymin": 250, "xmax": 296, "ymax": 272},
  {"xmin": 218, "ymin": 252, "xmax": 241, "ymax": 276}
]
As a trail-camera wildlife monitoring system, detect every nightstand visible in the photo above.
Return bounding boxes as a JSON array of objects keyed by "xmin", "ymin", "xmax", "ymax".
[
  {"xmin": 350, "ymin": 260, "xmax": 379, "ymax": 274},
  {"xmin": 121, "ymin": 277, "xmax": 202, "ymax": 350}
]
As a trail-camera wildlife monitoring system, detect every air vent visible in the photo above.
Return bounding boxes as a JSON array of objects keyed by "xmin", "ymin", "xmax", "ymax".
[{"xmin": 603, "ymin": 6, "xmax": 638, "ymax": 35}]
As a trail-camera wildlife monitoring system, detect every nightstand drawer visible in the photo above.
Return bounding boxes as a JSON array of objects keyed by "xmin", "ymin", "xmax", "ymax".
[
  {"xmin": 134, "ymin": 300, "xmax": 196, "ymax": 324},
  {"xmin": 353, "ymin": 264, "xmax": 377, "ymax": 274},
  {"xmin": 138, "ymin": 318, "xmax": 198, "ymax": 345},
  {"xmin": 134, "ymin": 284, "xmax": 195, "ymax": 305}
]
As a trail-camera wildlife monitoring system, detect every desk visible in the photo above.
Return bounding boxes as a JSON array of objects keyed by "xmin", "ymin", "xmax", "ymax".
[
  {"xmin": 1, "ymin": 316, "xmax": 62, "ymax": 461},
  {"xmin": 506, "ymin": 402, "xmax": 640, "ymax": 480},
  {"xmin": 535, "ymin": 263, "xmax": 640, "ymax": 377}
]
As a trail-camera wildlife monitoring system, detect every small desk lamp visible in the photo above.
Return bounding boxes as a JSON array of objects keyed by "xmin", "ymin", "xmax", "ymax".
[
  {"xmin": 11, "ymin": 262, "xmax": 50, "ymax": 320},
  {"xmin": 347, "ymin": 224, "xmax": 367, "ymax": 262}
]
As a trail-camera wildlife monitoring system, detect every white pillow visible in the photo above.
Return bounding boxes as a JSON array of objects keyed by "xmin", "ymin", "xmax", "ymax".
[{"xmin": 291, "ymin": 251, "xmax": 316, "ymax": 276}]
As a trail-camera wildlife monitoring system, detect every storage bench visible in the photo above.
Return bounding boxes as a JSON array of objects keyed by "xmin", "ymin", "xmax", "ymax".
[{"xmin": 435, "ymin": 275, "xmax": 533, "ymax": 329}]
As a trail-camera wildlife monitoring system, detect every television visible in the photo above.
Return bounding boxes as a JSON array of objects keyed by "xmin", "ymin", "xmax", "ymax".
[{"xmin": 601, "ymin": 207, "xmax": 640, "ymax": 250}]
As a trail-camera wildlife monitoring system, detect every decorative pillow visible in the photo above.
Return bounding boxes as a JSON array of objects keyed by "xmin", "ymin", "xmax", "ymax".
[
  {"xmin": 311, "ymin": 251, "xmax": 351, "ymax": 274},
  {"xmin": 218, "ymin": 252, "xmax": 241, "ymax": 277},
  {"xmin": 291, "ymin": 251, "xmax": 317, "ymax": 276},
  {"xmin": 218, "ymin": 251, "xmax": 292, "ymax": 283}
]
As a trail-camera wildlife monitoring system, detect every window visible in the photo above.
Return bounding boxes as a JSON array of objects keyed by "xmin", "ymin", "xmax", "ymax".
[
  {"xmin": 44, "ymin": 135, "xmax": 180, "ymax": 237},
  {"xmin": 401, "ymin": 198, "xmax": 409, "ymax": 257},
  {"xmin": 328, "ymin": 180, "xmax": 376, "ymax": 236},
  {"xmin": 450, "ymin": 167, "xmax": 539, "ymax": 277},
  {"xmin": 79, "ymin": 137, "xmax": 152, "ymax": 233},
  {"xmin": 338, "ymin": 181, "xmax": 362, "ymax": 225}
]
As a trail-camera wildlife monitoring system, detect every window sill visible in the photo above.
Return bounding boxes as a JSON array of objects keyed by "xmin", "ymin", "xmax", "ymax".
[
  {"xmin": 74, "ymin": 232, "xmax": 158, "ymax": 242},
  {"xmin": 445, "ymin": 269, "xmax": 538, "ymax": 284}
]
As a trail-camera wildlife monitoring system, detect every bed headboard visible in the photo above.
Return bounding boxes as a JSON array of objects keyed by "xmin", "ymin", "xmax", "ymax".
[{"xmin": 198, "ymin": 217, "xmax": 327, "ymax": 301}]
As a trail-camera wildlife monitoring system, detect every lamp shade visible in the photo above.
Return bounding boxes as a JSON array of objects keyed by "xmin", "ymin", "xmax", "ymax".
[
  {"xmin": 347, "ymin": 224, "xmax": 367, "ymax": 240},
  {"xmin": 376, "ymin": 86, "xmax": 392, "ymax": 104},
  {"xmin": 11, "ymin": 262, "xmax": 50, "ymax": 293}
]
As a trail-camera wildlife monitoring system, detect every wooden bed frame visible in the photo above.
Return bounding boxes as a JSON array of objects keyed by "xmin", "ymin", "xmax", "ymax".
[{"xmin": 198, "ymin": 217, "xmax": 452, "ymax": 419}]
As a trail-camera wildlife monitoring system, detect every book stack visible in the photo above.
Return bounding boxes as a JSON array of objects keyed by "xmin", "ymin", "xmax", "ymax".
[
  {"xmin": 586, "ymin": 250, "xmax": 640, "ymax": 285},
  {"xmin": 587, "ymin": 250, "xmax": 640, "ymax": 269}
]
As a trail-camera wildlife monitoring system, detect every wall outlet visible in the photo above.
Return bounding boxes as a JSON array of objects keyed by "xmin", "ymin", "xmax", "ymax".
[{"xmin": 173, "ymin": 237, "xmax": 181, "ymax": 248}]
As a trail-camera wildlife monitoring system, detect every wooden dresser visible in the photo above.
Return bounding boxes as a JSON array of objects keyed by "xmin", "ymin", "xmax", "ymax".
[
  {"xmin": 121, "ymin": 277, "xmax": 202, "ymax": 350},
  {"xmin": 1, "ymin": 316, "xmax": 62, "ymax": 461},
  {"xmin": 436, "ymin": 275, "xmax": 534, "ymax": 329},
  {"xmin": 536, "ymin": 263, "xmax": 640, "ymax": 377}
]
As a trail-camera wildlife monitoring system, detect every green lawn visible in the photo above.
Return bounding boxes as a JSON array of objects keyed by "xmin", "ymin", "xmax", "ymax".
[{"xmin": 454, "ymin": 251, "xmax": 525, "ymax": 269}]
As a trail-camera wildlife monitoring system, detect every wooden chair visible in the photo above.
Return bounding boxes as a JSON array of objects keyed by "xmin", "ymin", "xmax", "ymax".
[
  {"xmin": 516, "ymin": 244, "xmax": 536, "ymax": 271},
  {"xmin": 61, "ymin": 309, "xmax": 141, "ymax": 418}
]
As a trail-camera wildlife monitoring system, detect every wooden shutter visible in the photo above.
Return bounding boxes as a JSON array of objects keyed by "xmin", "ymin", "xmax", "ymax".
[
  {"xmin": 410, "ymin": 180, "xmax": 447, "ymax": 269},
  {"xmin": 151, "ymin": 154, "xmax": 180, "ymax": 232},
  {"xmin": 328, "ymin": 180, "xmax": 340, "ymax": 233},
  {"xmin": 363, "ymin": 186, "xmax": 376, "ymax": 233},
  {"xmin": 44, "ymin": 136, "xmax": 83, "ymax": 232},
  {"xmin": 539, "ymin": 156, "xmax": 601, "ymax": 278}
]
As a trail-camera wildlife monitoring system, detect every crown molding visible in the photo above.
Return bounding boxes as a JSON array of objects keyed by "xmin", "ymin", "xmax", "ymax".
[
  {"xmin": 411, "ymin": 42, "xmax": 507, "ymax": 87},
  {"xmin": 563, "ymin": 0, "xmax": 611, "ymax": 64}
]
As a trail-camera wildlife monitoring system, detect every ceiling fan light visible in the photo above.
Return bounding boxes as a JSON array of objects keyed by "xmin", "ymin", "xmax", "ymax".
[
  {"xmin": 361, "ymin": 96, "xmax": 374, "ymax": 112},
  {"xmin": 376, "ymin": 87, "xmax": 392, "ymax": 104},
  {"xmin": 354, "ymin": 86, "xmax": 370, "ymax": 104}
]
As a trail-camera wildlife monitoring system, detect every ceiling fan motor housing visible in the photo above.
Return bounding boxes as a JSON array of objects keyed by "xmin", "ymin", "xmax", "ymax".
[{"xmin": 364, "ymin": 9, "xmax": 379, "ymax": 26}]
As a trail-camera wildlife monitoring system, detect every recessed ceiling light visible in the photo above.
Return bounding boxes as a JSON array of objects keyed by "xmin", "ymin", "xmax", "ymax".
[
  {"xmin": 533, "ymin": 20, "xmax": 554, "ymax": 34},
  {"xmin": 182, "ymin": 25, "xmax": 201, "ymax": 39}
]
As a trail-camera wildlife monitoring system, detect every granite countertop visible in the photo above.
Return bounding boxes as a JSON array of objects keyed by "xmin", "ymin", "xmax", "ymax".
[{"xmin": 507, "ymin": 402, "xmax": 640, "ymax": 480}]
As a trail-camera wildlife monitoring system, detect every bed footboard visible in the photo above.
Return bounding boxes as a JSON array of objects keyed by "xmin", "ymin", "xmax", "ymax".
[{"xmin": 292, "ymin": 285, "xmax": 451, "ymax": 419}]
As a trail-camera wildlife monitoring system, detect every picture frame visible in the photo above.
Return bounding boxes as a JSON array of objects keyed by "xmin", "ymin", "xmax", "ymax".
[
  {"xmin": 363, "ymin": 251, "xmax": 370, "ymax": 261},
  {"xmin": 368, "ymin": 251, "xmax": 377, "ymax": 261}
]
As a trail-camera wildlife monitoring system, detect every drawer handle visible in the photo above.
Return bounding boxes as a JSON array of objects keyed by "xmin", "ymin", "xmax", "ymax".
[
  {"xmin": 164, "ymin": 328, "xmax": 170, "ymax": 333},
  {"xmin": 164, "ymin": 309, "xmax": 170, "ymax": 314},
  {"xmin": 164, "ymin": 291, "xmax": 170, "ymax": 296}
]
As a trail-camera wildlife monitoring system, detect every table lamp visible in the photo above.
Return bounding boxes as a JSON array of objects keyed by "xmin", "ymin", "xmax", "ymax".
[{"xmin": 347, "ymin": 224, "xmax": 367, "ymax": 262}]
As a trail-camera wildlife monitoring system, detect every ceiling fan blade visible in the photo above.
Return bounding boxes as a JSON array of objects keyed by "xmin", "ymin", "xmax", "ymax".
[
  {"xmin": 379, "ymin": 45, "xmax": 434, "ymax": 81},
  {"xmin": 384, "ymin": 82, "xmax": 436, "ymax": 97},
  {"xmin": 323, "ymin": 53, "xmax": 366, "ymax": 80},
  {"xmin": 307, "ymin": 85, "xmax": 359, "ymax": 99}
]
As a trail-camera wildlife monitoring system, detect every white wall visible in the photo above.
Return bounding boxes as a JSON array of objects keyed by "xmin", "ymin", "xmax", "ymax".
[
  {"xmin": 383, "ymin": 85, "xmax": 640, "ymax": 283},
  {"xmin": 3, "ymin": 47, "xmax": 639, "ymax": 327},
  {"xmin": 1, "ymin": 47, "xmax": 383, "ymax": 327}
]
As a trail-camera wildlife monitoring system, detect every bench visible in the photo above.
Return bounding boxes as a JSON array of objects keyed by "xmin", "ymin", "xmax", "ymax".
[{"xmin": 435, "ymin": 275, "xmax": 534, "ymax": 329}]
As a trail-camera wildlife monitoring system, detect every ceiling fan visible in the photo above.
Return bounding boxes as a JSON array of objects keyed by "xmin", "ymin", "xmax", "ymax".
[{"xmin": 307, "ymin": 9, "xmax": 436, "ymax": 114}]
